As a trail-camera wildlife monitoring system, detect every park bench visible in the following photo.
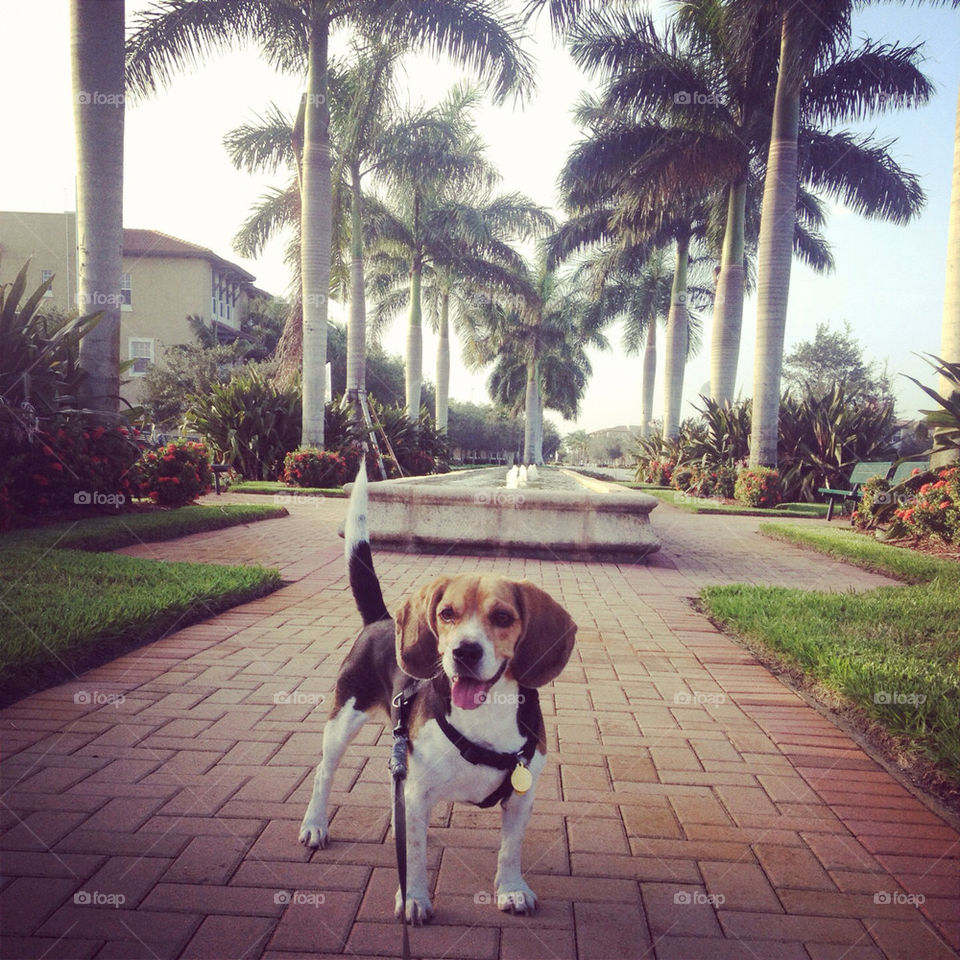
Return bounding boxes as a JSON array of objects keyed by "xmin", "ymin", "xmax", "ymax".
[
  {"xmin": 888, "ymin": 459, "xmax": 929, "ymax": 486},
  {"xmin": 818, "ymin": 461, "xmax": 893, "ymax": 522}
]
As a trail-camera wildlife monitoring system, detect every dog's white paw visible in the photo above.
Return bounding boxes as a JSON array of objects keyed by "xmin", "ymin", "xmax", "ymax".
[
  {"xmin": 395, "ymin": 887, "xmax": 433, "ymax": 925},
  {"xmin": 496, "ymin": 880, "xmax": 537, "ymax": 914},
  {"xmin": 298, "ymin": 816, "xmax": 328, "ymax": 849}
]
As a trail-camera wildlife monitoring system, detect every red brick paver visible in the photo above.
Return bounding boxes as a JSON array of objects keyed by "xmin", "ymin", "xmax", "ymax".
[{"xmin": 1, "ymin": 494, "xmax": 957, "ymax": 959}]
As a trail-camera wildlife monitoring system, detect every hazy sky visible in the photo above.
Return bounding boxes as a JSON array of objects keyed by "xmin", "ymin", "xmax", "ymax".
[{"xmin": 2, "ymin": 0, "xmax": 958, "ymax": 435}]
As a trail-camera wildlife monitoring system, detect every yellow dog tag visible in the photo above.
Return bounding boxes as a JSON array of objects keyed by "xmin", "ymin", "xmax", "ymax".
[{"xmin": 511, "ymin": 763, "xmax": 533, "ymax": 794}]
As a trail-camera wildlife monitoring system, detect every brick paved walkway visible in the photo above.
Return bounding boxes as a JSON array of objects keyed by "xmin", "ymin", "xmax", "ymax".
[{"xmin": 1, "ymin": 495, "xmax": 957, "ymax": 960}]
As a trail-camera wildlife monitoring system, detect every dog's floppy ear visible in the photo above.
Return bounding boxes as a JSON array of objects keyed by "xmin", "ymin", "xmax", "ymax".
[
  {"xmin": 509, "ymin": 581, "xmax": 577, "ymax": 688},
  {"xmin": 395, "ymin": 576, "xmax": 451, "ymax": 678}
]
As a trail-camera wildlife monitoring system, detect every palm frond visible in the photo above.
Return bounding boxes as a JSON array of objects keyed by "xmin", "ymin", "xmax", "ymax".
[
  {"xmin": 799, "ymin": 129, "xmax": 925, "ymax": 225},
  {"xmin": 803, "ymin": 40, "xmax": 933, "ymax": 124},
  {"xmin": 367, "ymin": 0, "xmax": 535, "ymax": 104},
  {"xmin": 223, "ymin": 103, "xmax": 295, "ymax": 174}
]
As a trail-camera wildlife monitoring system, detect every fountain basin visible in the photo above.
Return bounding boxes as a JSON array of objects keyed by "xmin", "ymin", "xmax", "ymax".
[{"xmin": 347, "ymin": 467, "xmax": 660, "ymax": 561}]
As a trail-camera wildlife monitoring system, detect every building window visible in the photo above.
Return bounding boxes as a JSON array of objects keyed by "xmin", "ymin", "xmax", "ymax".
[
  {"xmin": 41, "ymin": 269, "xmax": 54, "ymax": 297},
  {"xmin": 120, "ymin": 273, "xmax": 132, "ymax": 310},
  {"xmin": 128, "ymin": 338, "xmax": 154, "ymax": 375}
]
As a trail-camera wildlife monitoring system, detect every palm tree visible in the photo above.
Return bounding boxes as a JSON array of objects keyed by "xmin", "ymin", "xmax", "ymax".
[
  {"xmin": 566, "ymin": 2, "xmax": 929, "ymax": 412},
  {"xmin": 464, "ymin": 261, "xmax": 602, "ymax": 464},
  {"xmin": 741, "ymin": 0, "xmax": 947, "ymax": 467},
  {"xmin": 127, "ymin": 0, "xmax": 532, "ymax": 448},
  {"xmin": 367, "ymin": 86, "xmax": 552, "ymax": 422},
  {"xmin": 937, "ymin": 84, "xmax": 960, "ymax": 467},
  {"xmin": 577, "ymin": 244, "xmax": 712, "ymax": 439},
  {"xmin": 368, "ymin": 84, "xmax": 493, "ymax": 420},
  {"xmin": 369, "ymin": 191, "xmax": 554, "ymax": 432},
  {"xmin": 565, "ymin": 429, "xmax": 590, "ymax": 464},
  {"xmin": 72, "ymin": 0, "xmax": 125, "ymax": 415}
]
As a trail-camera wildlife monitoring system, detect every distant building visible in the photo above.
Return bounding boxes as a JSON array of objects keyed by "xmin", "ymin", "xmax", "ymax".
[
  {"xmin": 588, "ymin": 424, "xmax": 641, "ymax": 466},
  {"xmin": 0, "ymin": 211, "xmax": 271, "ymax": 405}
]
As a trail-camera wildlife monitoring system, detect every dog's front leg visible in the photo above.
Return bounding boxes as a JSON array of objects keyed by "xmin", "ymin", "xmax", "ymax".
[
  {"xmin": 494, "ymin": 758, "xmax": 544, "ymax": 914},
  {"xmin": 299, "ymin": 700, "xmax": 368, "ymax": 849},
  {"xmin": 394, "ymin": 780, "xmax": 434, "ymax": 925}
]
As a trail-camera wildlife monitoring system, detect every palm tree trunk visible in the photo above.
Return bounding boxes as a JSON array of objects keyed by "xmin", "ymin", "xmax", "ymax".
[
  {"xmin": 935, "ymin": 84, "xmax": 960, "ymax": 468},
  {"xmin": 71, "ymin": 0, "xmax": 124, "ymax": 416},
  {"xmin": 709, "ymin": 178, "xmax": 747, "ymax": 405},
  {"xmin": 533, "ymin": 380, "xmax": 544, "ymax": 465},
  {"xmin": 435, "ymin": 289, "xmax": 450, "ymax": 431},
  {"xmin": 300, "ymin": 3, "xmax": 331, "ymax": 449},
  {"xmin": 523, "ymin": 357, "xmax": 538, "ymax": 464},
  {"xmin": 640, "ymin": 318, "xmax": 656, "ymax": 438},
  {"xmin": 345, "ymin": 160, "xmax": 366, "ymax": 426},
  {"xmin": 405, "ymin": 256, "xmax": 423, "ymax": 420},
  {"xmin": 663, "ymin": 234, "xmax": 690, "ymax": 439},
  {"xmin": 749, "ymin": 12, "xmax": 801, "ymax": 468}
]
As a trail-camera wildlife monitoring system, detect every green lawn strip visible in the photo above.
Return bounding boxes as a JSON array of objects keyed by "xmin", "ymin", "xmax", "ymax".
[
  {"xmin": 0, "ymin": 548, "xmax": 281, "ymax": 705},
  {"xmin": 616, "ymin": 481, "xmax": 673, "ymax": 491},
  {"xmin": 648, "ymin": 489, "xmax": 826, "ymax": 518},
  {"xmin": 231, "ymin": 481, "xmax": 347, "ymax": 497},
  {"xmin": 701, "ymin": 525, "xmax": 960, "ymax": 781},
  {"xmin": 759, "ymin": 522, "xmax": 953, "ymax": 584},
  {"xmin": 1, "ymin": 504, "xmax": 289, "ymax": 553}
]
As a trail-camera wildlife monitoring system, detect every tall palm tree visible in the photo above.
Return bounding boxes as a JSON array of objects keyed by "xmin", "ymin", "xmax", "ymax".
[
  {"xmin": 332, "ymin": 40, "xmax": 402, "ymax": 426},
  {"xmin": 127, "ymin": 0, "xmax": 532, "ymax": 448},
  {"xmin": 464, "ymin": 261, "xmax": 603, "ymax": 464},
  {"xmin": 741, "ymin": 0, "xmax": 946, "ymax": 467},
  {"xmin": 937, "ymin": 84, "xmax": 960, "ymax": 466},
  {"xmin": 368, "ymin": 86, "xmax": 551, "ymax": 422},
  {"xmin": 566, "ymin": 2, "xmax": 930, "ymax": 411},
  {"xmin": 578, "ymin": 244, "xmax": 712, "ymax": 438},
  {"xmin": 72, "ymin": 0, "xmax": 125, "ymax": 415},
  {"xmin": 369, "ymin": 191, "xmax": 553, "ymax": 431}
]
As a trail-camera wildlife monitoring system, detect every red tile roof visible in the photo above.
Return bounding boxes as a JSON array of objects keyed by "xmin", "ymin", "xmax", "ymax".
[{"xmin": 122, "ymin": 228, "xmax": 255, "ymax": 282}]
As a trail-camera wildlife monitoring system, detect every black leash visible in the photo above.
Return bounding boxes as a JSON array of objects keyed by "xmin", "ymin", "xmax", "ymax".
[{"xmin": 390, "ymin": 683, "xmax": 419, "ymax": 960}]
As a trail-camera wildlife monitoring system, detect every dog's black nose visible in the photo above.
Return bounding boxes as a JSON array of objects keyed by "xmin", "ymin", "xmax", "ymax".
[{"xmin": 453, "ymin": 642, "xmax": 483, "ymax": 668}]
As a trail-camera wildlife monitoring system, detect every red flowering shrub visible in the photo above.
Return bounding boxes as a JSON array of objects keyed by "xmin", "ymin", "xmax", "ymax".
[
  {"xmin": 1, "ymin": 419, "xmax": 144, "ymax": 524},
  {"xmin": 283, "ymin": 449, "xmax": 347, "ymax": 488},
  {"xmin": 734, "ymin": 467, "xmax": 782, "ymax": 508},
  {"xmin": 637, "ymin": 458, "xmax": 674, "ymax": 485},
  {"xmin": 136, "ymin": 440, "xmax": 213, "ymax": 506},
  {"xmin": 671, "ymin": 464, "xmax": 701, "ymax": 493},
  {"xmin": 400, "ymin": 449, "xmax": 437, "ymax": 477},
  {"xmin": 694, "ymin": 464, "xmax": 737, "ymax": 499},
  {"xmin": 894, "ymin": 467, "xmax": 960, "ymax": 543}
]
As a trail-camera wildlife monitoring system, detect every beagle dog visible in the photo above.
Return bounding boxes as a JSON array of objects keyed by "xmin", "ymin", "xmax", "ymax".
[{"xmin": 298, "ymin": 465, "xmax": 577, "ymax": 924}]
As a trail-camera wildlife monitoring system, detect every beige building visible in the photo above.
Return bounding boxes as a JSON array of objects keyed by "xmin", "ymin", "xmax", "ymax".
[{"xmin": 0, "ymin": 211, "xmax": 270, "ymax": 405}]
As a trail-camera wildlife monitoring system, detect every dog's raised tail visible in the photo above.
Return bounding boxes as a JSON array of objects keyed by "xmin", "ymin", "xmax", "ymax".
[{"xmin": 345, "ymin": 461, "xmax": 389, "ymax": 625}]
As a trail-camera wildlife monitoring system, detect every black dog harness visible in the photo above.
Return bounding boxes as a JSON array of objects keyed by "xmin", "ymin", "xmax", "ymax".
[{"xmin": 392, "ymin": 680, "xmax": 540, "ymax": 808}]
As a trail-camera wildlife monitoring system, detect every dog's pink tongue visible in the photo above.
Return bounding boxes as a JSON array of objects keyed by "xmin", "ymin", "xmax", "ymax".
[{"xmin": 451, "ymin": 677, "xmax": 489, "ymax": 710}]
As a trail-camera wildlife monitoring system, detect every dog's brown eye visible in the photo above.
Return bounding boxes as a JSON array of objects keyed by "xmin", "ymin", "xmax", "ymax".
[
  {"xmin": 491, "ymin": 611, "xmax": 514, "ymax": 628},
  {"xmin": 438, "ymin": 607, "xmax": 456, "ymax": 623}
]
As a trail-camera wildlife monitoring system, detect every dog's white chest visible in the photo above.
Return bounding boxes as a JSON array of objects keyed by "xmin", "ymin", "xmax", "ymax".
[{"xmin": 408, "ymin": 717, "xmax": 540, "ymax": 805}]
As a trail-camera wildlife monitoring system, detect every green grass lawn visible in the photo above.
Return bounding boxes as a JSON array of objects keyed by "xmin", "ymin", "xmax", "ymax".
[
  {"xmin": 701, "ymin": 524, "xmax": 960, "ymax": 782},
  {"xmin": 647, "ymin": 489, "xmax": 828, "ymax": 518},
  {"xmin": 231, "ymin": 480, "xmax": 347, "ymax": 497},
  {"xmin": 0, "ymin": 548, "xmax": 280, "ymax": 704},
  {"xmin": 0, "ymin": 506, "xmax": 286, "ymax": 704},
  {"xmin": 2, "ymin": 503, "xmax": 289, "ymax": 552}
]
